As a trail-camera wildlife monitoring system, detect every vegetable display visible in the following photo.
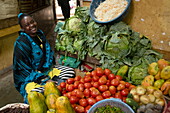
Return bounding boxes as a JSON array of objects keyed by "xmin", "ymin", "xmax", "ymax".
[
  {"xmin": 57, "ymin": 68, "xmax": 135, "ymax": 113},
  {"xmin": 55, "ymin": 7, "xmax": 163, "ymax": 85},
  {"xmin": 94, "ymin": 105, "xmax": 124, "ymax": 113}
]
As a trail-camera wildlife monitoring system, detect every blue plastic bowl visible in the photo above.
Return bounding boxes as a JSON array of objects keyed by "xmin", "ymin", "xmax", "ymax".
[
  {"xmin": 90, "ymin": 0, "xmax": 132, "ymax": 24},
  {"xmin": 87, "ymin": 98, "xmax": 135, "ymax": 113}
]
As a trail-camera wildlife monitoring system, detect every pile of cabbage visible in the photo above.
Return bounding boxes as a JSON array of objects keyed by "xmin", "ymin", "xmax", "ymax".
[{"xmin": 55, "ymin": 7, "xmax": 163, "ymax": 85}]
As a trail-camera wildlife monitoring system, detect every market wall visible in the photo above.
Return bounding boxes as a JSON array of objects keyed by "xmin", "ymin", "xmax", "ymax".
[{"xmin": 124, "ymin": 0, "xmax": 170, "ymax": 60}]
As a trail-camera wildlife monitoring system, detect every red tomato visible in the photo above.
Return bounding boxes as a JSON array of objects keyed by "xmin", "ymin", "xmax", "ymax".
[
  {"xmin": 65, "ymin": 92, "xmax": 72, "ymax": 98},
  {"xmin": 129, "ymin": 85, "xmax": 136, "ymax": 90},
  {"xmin": 91, "ymin": 70, "xmax": 97, "ymax": 76},
  {"xmin": 104, "ymin": 69, "xmax": 112, "ymax": 76},
  {"xmin": 120, "ymin": 81, "xmax": 126, "ymax": 85},
  {"xmin": 92, "ymin": 75, "xmax": 99, "ymax": 82},
  {"xmin": 79, "ymin": 98, "xmax": 88, "ymax": 107},
  {"xmin": 125, "ymin": 82, "xmax": 131, "ymax": 88},
  {"xmin": 74, "ymin": 75, "xmax": 81, "ymax": 81},
  {"xmin": 91, "ymin": 88, "xmax": 100, "ymax": 98},
  {"xmin": 121, "ymin": 89, "xmax": 129, "ymax": 96},
  {"xmin": 75, "ymin": 105, "xmax": 85, "ymax": 113},
  {"xmin": 84, "ymin": 76, "xmax": 92, "ymax": 83},
  {"xmin": 110, "ymin": 79, "xmax": 120, "ymax": 86},
  {"xmin": 66, "ymin": 78, "xmax": 74, "ymax": 84},
  {"xmin": 57, "ymin": 85, "xmax": 62, "ymax": 92},
  {"xmin": 85, "ymin": 105, "xmax": 91, "ymax": 113},
  {"xmin": 106, "ymin": 80, "xmax": 110, "ymax": 86},
  {"xmin": 96, "ymin": 95, "xmax": 104, "ymax": 102},
  {"xmin": 87, "ymin": 97, "xmax": 96, "ymax": 105},
  {"xmin": 108, "ymin": 73, "xmax": 115, "ymax": 80},
  {"xmin": 98, "ymin": 76, "xmax": 107, "ymax": 85},
  {"xmin": 84, "ymin": 88, "xmax": 91, "ymax": 97},
  {"xmin": 79, "ymin": 78, "xmax": 85, "ymax": 84},
  {"xmin": 102, "ymin": 91, "xmax": 111, "ymax": 98},
  {"xmin": 84, "ymin": 83, "xmax": 92, "ymax": 89},
  {"xmin": 73, "ymin": 81, "xmax": 79, "ymax": 89},
  {"xmin": 122, "ymin": 97, "xmax": 127, "ymax": 103},
  {"xmin": 62, "ymin": 90, "xmax": 67, "ymax": 95},
  {"xmin": 109, "ymin": 86, "xmax": 117, "ymax": 95},
  {"xmin": 98, "ymin": 85, "xmax": 108, "ymax": 92},
  {"xmin": 86, "ymin": 72, "xmax": 92, "ymax": 77},
  {"xmin": 96, "ymin": 67, "xmax": 104, "ymax": 77},
  {"xmin": 117, "ymin": 83, "xmax": 125, "ymax": 91},
  {"xmin": 78, "ymin": 84, "xmax": 85, "ymax": 92},
  {"xmin": 115, "ymin": 92, "xmax": 122, "ymax": 100},
  {"xmin": 66, "ymin": 84, "xmax": 74, "ymax": 92},
  {"xmin": 93, "ymin": 82, "xmax": 99, "ymax": 88},
  {"xmin": 69, "ymin": 96, "xmax": 79, "ymax": 104},
  {"xmin": 115, "ymin": 75, "xmax": 122, "ymax": 81},
  {"xmin": 76, "ymin": 90, "xmax": 84, "ymax": 98},
  {"xmin": 60, "ymin": 82, "xmax": 66, "ymax": 88}
]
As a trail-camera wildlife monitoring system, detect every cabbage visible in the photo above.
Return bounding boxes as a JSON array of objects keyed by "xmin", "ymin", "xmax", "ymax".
[{"xmin": 64, "ymin": 16, "xmax": 85, "ymax": 35}]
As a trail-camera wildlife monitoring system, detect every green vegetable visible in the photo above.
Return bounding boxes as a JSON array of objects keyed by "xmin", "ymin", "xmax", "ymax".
[
  {"xmin": 116, "ymin": 65, "xmax": 129, "ymax": 79},
  {"xmin": 94, "ymin": 105, "xmax": 124, "ymax": 113},
  {"xmin": 126, "ymin": 98, "xmax": 139, "ymax": 112}
]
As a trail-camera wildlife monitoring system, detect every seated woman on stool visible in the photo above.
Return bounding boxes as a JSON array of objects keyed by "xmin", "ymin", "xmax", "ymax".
[{"xmin": 13, "ymin": 13, "xmax": 75, "ymax": 103}]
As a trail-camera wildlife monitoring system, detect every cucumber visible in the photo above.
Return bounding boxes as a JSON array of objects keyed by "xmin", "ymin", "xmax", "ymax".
[{"xmin": 126, "ymin": 98, "xmax": 139, "ymax": 112}]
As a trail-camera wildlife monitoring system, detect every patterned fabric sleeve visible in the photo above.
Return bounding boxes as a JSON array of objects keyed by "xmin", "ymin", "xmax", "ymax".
[{"xmin": 13, "ymin": 35, "xmax": 48, "ymax": 101}]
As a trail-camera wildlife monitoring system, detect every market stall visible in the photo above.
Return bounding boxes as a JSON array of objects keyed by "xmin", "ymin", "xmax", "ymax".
[{"xmin": 1, "ymin": 0, "xmax": 170, "ymax": 113}]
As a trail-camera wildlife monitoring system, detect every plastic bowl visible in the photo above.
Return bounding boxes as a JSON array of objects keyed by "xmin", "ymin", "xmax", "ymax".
[
  {"xmin": 90, "ymin": 0, "xmax": 132, "ymax": 24},
  {"xmin": 87, "ymin": 98, "xmax": 135, "ymax": 113}
]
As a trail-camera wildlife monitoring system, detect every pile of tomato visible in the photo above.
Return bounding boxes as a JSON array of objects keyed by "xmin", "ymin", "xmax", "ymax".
[{"xmin": 57, "ymin": 67, "xmax": 135, "ymax": 113}]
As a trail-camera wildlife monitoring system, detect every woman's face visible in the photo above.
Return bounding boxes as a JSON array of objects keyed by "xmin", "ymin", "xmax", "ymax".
[{"xmin": 20, "ymin": 16, "xmax": 37, "ymax": 37}]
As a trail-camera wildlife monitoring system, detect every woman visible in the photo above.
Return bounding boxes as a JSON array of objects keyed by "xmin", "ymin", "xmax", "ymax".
[{"xmin": 13, "ymin": 13, "xmax": 75, "ymax": 103}]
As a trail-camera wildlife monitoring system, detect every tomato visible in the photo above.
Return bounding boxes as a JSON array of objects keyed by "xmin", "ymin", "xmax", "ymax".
[
  {"xmin": 102, "ymin": 91, "xmax": 111, "ymax": 98},
  {"xmin": 96, "ymin": 67, "xmax": 104, "ymax": 77},
  {"xmin": 74, "ymin": 75, "xmax": 81, "ymax": 81},
  {"xmin": 109, "ymin": 86, "xmax": 117, "ymax": 95},
  {"xmin": 84, "ymin": 76, "xmax": 92, "ymax": 83},
  {"xmin": 60, "ymin": 82, "xmax": 66, "ymax": 88},
  {"xmin": 86, "ymin": 72, "xmax": 92, "ymax": 77},
  {"xmin": 115, "ymin": 75, "xmax": 122, "ymax": 81},
  {"xmin": 84, "ymin": 88, "xmax": 91, "ymax": 97},
  {"xmin": 125, "ymin": 82, "xmax": 131, "ymax": 88},
  {"xmin": 57, "ymin": 85, "xmax": 62, "ymax": 92},
  {"xmin": 73, "ymin": 81, "xmax": 79, "ymax": 89},
  {"xmin": 79, "ymin": 78, "xmax": 85, "ymax": 83},
  {"xmin": 121, "ymin": 89, "xmax": 129, "ymax": 96},
  {"xmin": 75, "ymin": 105, "xmax": 85, "ymax": 113},
  {"xmin": 120, "ymin": 81, "xmax": 126, "ymax": 85},
  {"xmin": 98, "ymin": 85, "xmax": 108, "ymax": 92},
  {"xmin": 92, "ymin": 75, "xmax": 99, "ymax": 82},
  {"xmin": 122, "ymin": 97, "xmax": 127, "ymax": 103},
  {"xmin": 66, "ymin": 78, "xmax": 74, "ymax": 84},
  {"xmin": 76, "ymin": 89, "xmax": 84, "ymax": 98},
  {"xmin": 104, "ymin": 68, "xmax": 112, "ymax": 76},
  {"xmin": 62, "ymin": 90, "xmax": 67, "ymax": 95},
  {"xmin": 79, "ymin": 98, "xmax": 88, "ymax": 107},
  {"xmin": 110, "ymin": 79, "xmax": 120, "ymax": 86},
  {"xmin": 84, "ymin": 83, "xmax": 92, "ymax": 89},
  {"xmin": 115, "ymin": 92, "xmax": 122, "ymax": 100},
  {"xmin": 117, "ymin": 83, "xmax": 125, "ymax": 91},
  {"xmin": 129, "ymin": 85, "xmax": 136, "ymax": 90},
  {"xmin": 87, "ymin": 97, "xmax": 96, "ymax": 105},
  {"xmin": 91, "ymin": 88, "xmax": 100, "ymax": 98},
  {"xmin": 96, "ymin": 95, "xmax": 103, "ymax": 102},
  {"xmin": 98, "ymin": 76, "xmax": 107, "ymax": 85},
  {"xmin": 69, "ymin": 96, "xmax": 79, "ymax": 104},
  {"xmin": 91, "ymin": 70, "xmax": 97, "ymax": 76},
  {"xmin": 66, "ymin": 84, "xmax": 74, "ymax": 92},
  {"xmin": 108, "ymin": 73, "xmax": 115, "ymax": 80},
  {"xmin": 93, "ymin": 82, "xmax": 99, "ymax": 88},
  {"xmin": 106, "ymin": 80, "xmax": 110, "ymax": 86},
  {"xmin": 65, "ymin": 92, "xmax": 72, "ymax": 98},
  {"xmin": 78, "ymin": 84, "xmax": 85, "ymax": 92},
  {"xmin": 85, "ymin": 105, "xmax": 91, "ymax": 113}
]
